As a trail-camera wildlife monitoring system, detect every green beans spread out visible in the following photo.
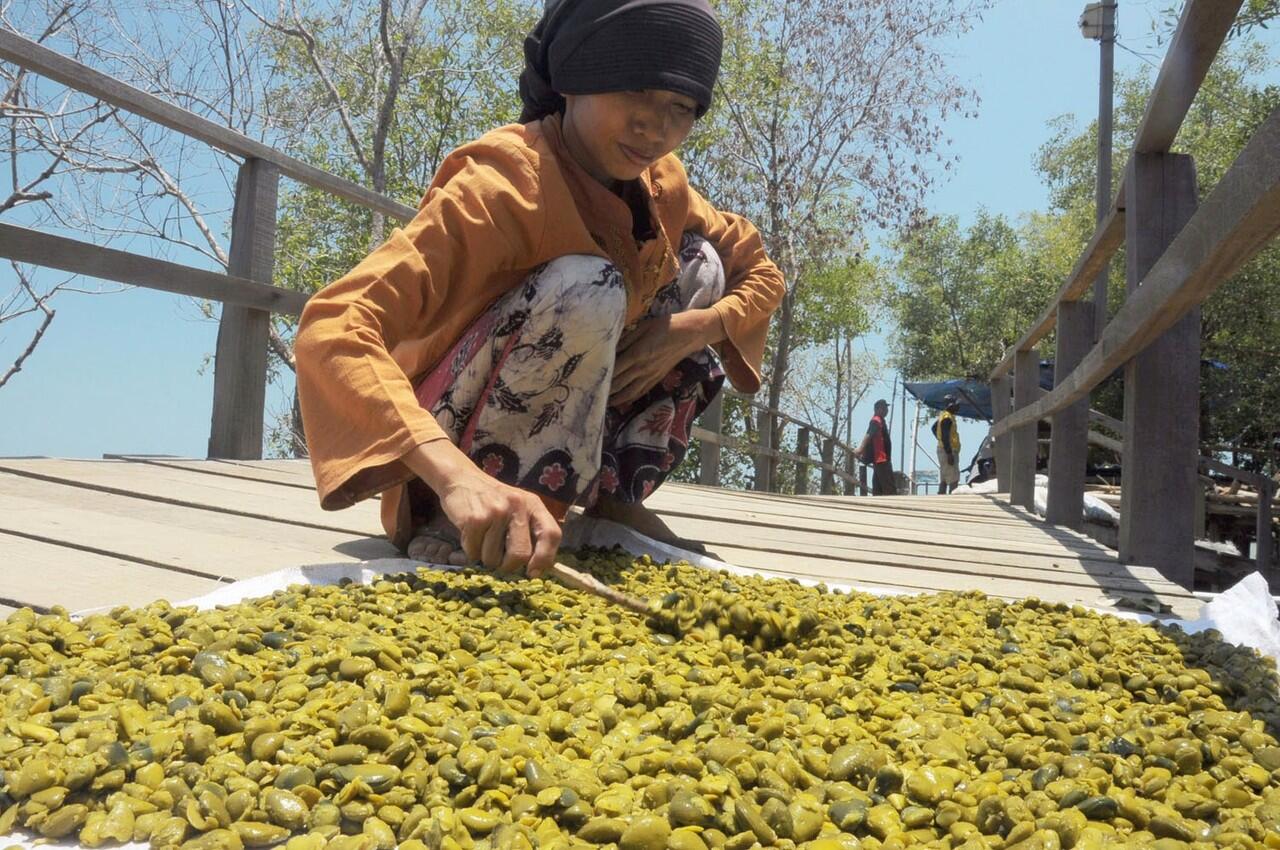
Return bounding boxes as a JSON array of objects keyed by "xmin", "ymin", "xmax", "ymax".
[{"xmin": 2, "ymin": 549, "xmax": 1280, "ymax": 850}]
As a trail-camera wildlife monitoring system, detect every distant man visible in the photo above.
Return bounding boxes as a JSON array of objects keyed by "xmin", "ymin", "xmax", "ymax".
[
  {"xmin": 856, "ymin": 399, "xmax": 896, "ymax": 495},
  {"xmin": 933, "ymin": 395, "xmax": 961, "ymax": 495}
]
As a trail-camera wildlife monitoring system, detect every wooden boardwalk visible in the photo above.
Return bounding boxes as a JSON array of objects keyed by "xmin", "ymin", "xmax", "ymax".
[{"xmin": 0, "ymin": 457, "xmax": 1202, "ymax": 619}]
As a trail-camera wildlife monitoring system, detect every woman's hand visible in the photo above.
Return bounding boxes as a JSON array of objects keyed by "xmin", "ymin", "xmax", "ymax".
[
  {"xmin": 404, "ymin": 441, "xmax": 561, "ymax": 578},
  {"xmin": 610, "ymin": 307, "xmax": 726, "ymax": 406}
]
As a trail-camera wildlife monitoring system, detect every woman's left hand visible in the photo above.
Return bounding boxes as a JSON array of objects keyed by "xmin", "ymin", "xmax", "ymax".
[{"xmin": 610, "ymin": 308, "xmax": 723, "ymax": 406}]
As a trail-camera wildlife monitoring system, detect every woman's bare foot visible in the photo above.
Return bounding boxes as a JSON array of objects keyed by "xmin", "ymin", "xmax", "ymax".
[
  {"xmin": 406, "ymin": 515, "xmax": 470, "ymax": 566},
  {"xmin": 586, "ymin": 496, "xmax": 707, "ymax": 553}
]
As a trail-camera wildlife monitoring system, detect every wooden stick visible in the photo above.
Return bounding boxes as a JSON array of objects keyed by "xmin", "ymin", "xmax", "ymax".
[{"xmin": 547, "ymin": 562, "xmax": 651, "ymax": 615}]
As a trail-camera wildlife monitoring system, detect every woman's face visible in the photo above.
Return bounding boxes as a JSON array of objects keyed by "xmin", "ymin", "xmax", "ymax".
[{"xmin": 561, "ymin": 89, "xmax": 698, "ymax": 186}]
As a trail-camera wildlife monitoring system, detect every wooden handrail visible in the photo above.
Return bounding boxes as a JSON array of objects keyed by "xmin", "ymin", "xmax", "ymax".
[
  {"xmin": 725, "ymin": 390, "xmax": 862, "ymax": 460},
  {"xmin": 1133, "ymin": 0, "xmax": 1244, "ymax": 154},
  {"xmin": 989, "ymin": 204, "xmax": 1125, "ymax": 380},
  {"xmin": 0, "ymin": 30, "xmax": 417, "ymax": 223},
  {"xmin": 994, "ymin": 107, "xmax": 1280, "ymax": 438},
  {"xmin": 0, "ymin": 222, "xmax": 308, "ymax": 314},
  {"xmin": 990, "ymin": 0, "xmax": 1244, "ymax": 383},
  {"xmin": 1200, "ymin": 456, "xmax": 1273, "ymax": 489}
]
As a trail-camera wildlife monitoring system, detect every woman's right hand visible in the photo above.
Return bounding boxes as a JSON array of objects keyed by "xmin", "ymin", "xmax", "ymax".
[{"xmin": 405, "ymin": 441, "xmax": 561, "ymax": 578}]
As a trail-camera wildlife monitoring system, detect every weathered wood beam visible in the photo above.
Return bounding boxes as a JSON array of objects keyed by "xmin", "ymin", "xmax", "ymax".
[
  {"xmin": 991, "ymin": 375, "xmax": 1012, "ymax": 493},
  {"xmin": 209, "ymin": 158, "xmax": 278, "ymax": 460},
  {"xmin": 696, "ymin": 393, "xmax": 722, "ymax": 487},
  {"xmin": 0, "ymin": 223, "xmax": 307, "ymax": 314},
  {"xmin": 0, "ymin": 30, "xmax": 416, "ymax": 223},
  {"xmin": 989, "ymin": 204, "xmax": 1125, "ymax": 381},
  {"xmin": 1010, "ymin": 350, "xmax": 1040, "ymax": 510},
  {"xmin": 1133, "ymin": 0, "xmax": 1245, "ymax": 154},
  {"xmin": 1046, "ymin": 300, "xmax": 1093, "ymax": 529},
  {"xmin": 1119, "ymin": 152, "xmax": 1200, "ymax": 586},
  {"xmin": 993, "ymin": 107, "xmax": 1280, "ymax": 438},
  {"xmin": 990, "ymin": 0, "xmax": 1243, "ymax": 383}
]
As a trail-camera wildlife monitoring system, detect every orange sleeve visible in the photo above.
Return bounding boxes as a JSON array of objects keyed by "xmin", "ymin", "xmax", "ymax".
[
  {"xmin": 683, "ymin": 185, "xmax": 786, "ymax": 392},
  {"xmin": 294, "ymin": 138, "xmax": 546, "ymax": 509}
]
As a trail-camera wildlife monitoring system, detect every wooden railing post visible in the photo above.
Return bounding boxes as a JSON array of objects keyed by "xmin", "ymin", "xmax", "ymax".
[
  {"xmin": 697, "ymin": 392, "xmax": 723, "ymax": 487},
  {"xmin": 794, "ymin": 426, "xmax": 811, "ymax": 495},
  {"xmin": 1046, "ymin": 300, "xmax": 1094, "ymax": 529},
  {"xmin": 753, "ymin": 408, "xmax": 774, "ymax": 491},
  {"xmin": 991, "ymin": 375, "xmax": 1012, "ymax": 493},
  {"xmin": 1257, "ymin": 478, "xmax": 1274, "ymax": 575},
  {"xmin": 1010, "ymin": 350, "xmax": 1040, "ymax": 510},
  {"xmin": 1119, "ymin": 152, "xmax": 1199, "ymax": 587},
  {"xmin": 819, "ymin": 437, "xmax": 836, "ymax": 495},
  {"xmin": 209, "ymin": 157, "xmax": 279, "ymax": 459},
  {"xmin": 858, "ymin": 461, "xmax": 868, "ymax": 496},
  {"xmin": 843, "ymin": 451, "xmax": 858, "ymax": 496}
]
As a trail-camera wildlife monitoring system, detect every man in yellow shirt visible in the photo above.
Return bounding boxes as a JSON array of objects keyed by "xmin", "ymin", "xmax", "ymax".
[{"xmin": 933, "ymin": 395, "xmax": 961, "ymax": 495}]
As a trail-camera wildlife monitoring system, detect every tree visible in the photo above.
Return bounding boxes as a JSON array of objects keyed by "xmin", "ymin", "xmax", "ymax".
[
  {"xmin": 886, "ymin": 210, "xmax": 1082, "ymax": 381},
  {"xmin": 681, "ymin": 0, "xmax": 990, "ymax": 486},
  {"xmin": 245, "ymin": 0, "xmax": 534, "ymax": 454}
]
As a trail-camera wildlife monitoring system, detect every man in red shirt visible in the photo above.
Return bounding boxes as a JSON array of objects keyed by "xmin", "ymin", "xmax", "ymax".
[{"xmin": 856, "ymin": 399, "xmax": 896, "ymax": 495}]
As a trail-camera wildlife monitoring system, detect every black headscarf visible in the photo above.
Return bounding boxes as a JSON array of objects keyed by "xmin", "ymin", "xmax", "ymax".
[{"xmin": 519, "ymin": 0, "xmax": 723, "ymax": 123}]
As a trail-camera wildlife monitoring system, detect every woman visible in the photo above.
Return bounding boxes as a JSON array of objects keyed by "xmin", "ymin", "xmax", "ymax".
[{"xmin": 295, "ymin": 0, "xmax": 785, "ymax": 577}]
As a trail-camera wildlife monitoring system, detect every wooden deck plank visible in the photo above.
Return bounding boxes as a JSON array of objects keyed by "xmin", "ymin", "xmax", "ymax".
[
  {"xmin": 650, "ymin": 496, "xmax": 1121, "ymax": 563},
  {"xmin": 699, "ymin": 542, "xmax": 1200, "ymax": 619},
  {"xmin": 0, "ymin": 459, "xmax": 381, "ymax": 536},
  {"xmin": 107, "ymin": 455, "xmax": 321, "ymax": 490},
  {"xmin": 0, "ymin": 479, "xmax": 396, "ymax": 582},
  {"xmin": 651, "ymin": 487, "xmax": 1103, "ymax": 548},
  {"xmin": 655, "ymin": 515, "xmax": 1188, "ymax": 594},
  {"xmin": 0, "ymin": 533, "xmax": 223, "ymax": 612},
  {"xmin": 693, "ymin": 488, "xmax": 1042, "ymax": 524},
  {"xmin": 661, "ymin": 486, "xmax": 1056, "ymax": 527}
]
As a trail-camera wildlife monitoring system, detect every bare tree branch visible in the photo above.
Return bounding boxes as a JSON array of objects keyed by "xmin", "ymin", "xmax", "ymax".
[{"xmin": 0, "ymin": 264, "xmax": 55, "ymax": 388}]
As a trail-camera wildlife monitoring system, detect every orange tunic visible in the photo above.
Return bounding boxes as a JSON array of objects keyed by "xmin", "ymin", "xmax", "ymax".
[{"xmin": 295, "ymin": 115, "xmax": 785, "ymax": 545}]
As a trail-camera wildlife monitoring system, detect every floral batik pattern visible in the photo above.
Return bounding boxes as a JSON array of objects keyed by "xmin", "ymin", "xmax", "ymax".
[
  {"xmin": 595, "ymin": 231, "xmax": 725, "ymax": 503},
  {"xmin": 414, "ymin": 232, "xmax": 726, "ymax": 514}
]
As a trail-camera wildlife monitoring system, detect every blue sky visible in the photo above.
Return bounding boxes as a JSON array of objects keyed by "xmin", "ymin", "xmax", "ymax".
[{"xmin": 1, "ymin": 0, "xmax": 1276, "ymax": 486}]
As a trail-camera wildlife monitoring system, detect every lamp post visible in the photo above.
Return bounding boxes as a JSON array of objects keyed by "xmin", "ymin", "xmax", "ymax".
[{"xmin": 1079, "ymin": 1, "xmax": 1117, "ymax": 341}]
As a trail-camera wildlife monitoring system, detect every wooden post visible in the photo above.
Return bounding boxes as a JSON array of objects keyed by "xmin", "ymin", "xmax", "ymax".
[
  {"xmin": 209, "ymin": 157, "xmax": 278, "ymax": 459},
  {"xmin": 698, "ymin": 391, "xmax": 722, "ymax": 487},
  {"xmin": 1046, "ymin": 300, "xmax": 1094, "ymax": 529},
  {"xmin": 1120, "ymin": 152, "xmax": 1199, "ymax": 587},
  {"xmin": 819, "ymin": 437, "xmax": 835, "ymax": 495},
  {"xmin": 754, "ymin": 408, "xmax": 774, "ymax": 492},
  {"xmin": 1194, "ymin": 479, "xmax": 1207, "ymax": 540},
  {"xmin": 1258, "ymin": 479, "xmax": 1274, "ymax": 575},
  {"xmin": 991, "ymin": 375, "xmax": 1012, "ymax": 493},
  {"xmin": 794, "ymin": 426, "xmax": 811, "ymax": 495},
  {"xmin": 843, "ymin": 450, "xmax": 858, "ymax": 496},
  {"xmin": 858, "ymin": 462, "xmax": 868, "ymax": 496},
  {"xmin": 1010, "ymin": 349, "xmax": 1040, "ymax": 511}
]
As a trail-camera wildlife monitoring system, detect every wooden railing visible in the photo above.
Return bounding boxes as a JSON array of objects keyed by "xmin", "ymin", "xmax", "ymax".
[
  {"xmin": 989, "ymin": 0, "xmax": 1280, "ymax": 584},
  {"xmin": 693, "ymin": 391, "xmax": 870, "ymax": 495},
  {"xmin": 0, "ymin": 29, "xmax": 417, "ymax": 459}
]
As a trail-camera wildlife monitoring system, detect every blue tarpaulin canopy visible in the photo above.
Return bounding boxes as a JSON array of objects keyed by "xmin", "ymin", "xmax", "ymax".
[
  {"xmin": 905, "ymin": 364, "xmax": 1055, "ymax": 422},
  {"xmin": 903, "ymin": 379, "xmax": 994, "ymax": 421},
  {"xmin": 906, "ymin": 360, "xmax": 1228, "ymax": 422}
]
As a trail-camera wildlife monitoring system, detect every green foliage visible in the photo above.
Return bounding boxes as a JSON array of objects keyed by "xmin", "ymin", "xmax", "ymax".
[
  {"xmin": 886, "ymin": 210, "xmax": 1081, "ymax": 380},
  {"xmin": 266, "ymin": 0, "xmax": 535, "ymax": 305}
]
